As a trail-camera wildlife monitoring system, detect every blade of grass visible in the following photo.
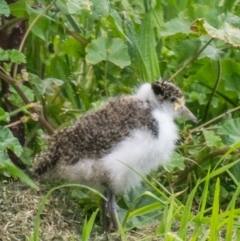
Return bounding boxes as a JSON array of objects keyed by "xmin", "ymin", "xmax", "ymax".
[
  {"xmin": 179, "ymin": 180, "xmax": 200, "ymax": 240},
  {"xmin": 3, "ymin": 161, "xmax": 38, "ymax": 189},
  {"xmin": 190, "ymin": 168, "xmax": 211, "ymax": 241},
  {"xmin": 209, "ymin": 178, "xmax": 220, "ymax": 241},
  {"xmin": 128, "ymin": 202, "xmax": 163, "ymax": 220},
  {"xmin": 116, "ymin": 211, "xmax": 127, "ymax": 241},
  {"xmin": 213, "ymin": 141, "xmax": 240, "ymax": 171},
  {"xmin": 201, "ymin": 159, "xmax": 239, "ymax": 182},
  {"xmin": 82, "ymin": 209, "xmax": 99, "ymax": 241},
  {"xmin": 122, "ymin": 191, "xmax": 166, "ymax": 228},
  {"xmin": 32, "ymin": 184, "xmax": 105, "ymax": 241},
  {"xmin": 224, "ymin": 183, "xmax": 240, "ymax": 241}
]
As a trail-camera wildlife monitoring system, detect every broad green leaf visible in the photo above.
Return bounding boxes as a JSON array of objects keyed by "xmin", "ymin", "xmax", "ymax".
[
  {"xmin": 160, "ymin": 18, "xmax": 191, "ymax": 37},
  {"xmin": 0, "ymin": 126, "xmax": 22, "ymax": 157},
  {"xmin": 86, "ymin": 37, "xmax": 131, "ymax": 68},
  {"xmin": 42, "ymin": 78, "xmax": 64, "ymax": 95},
  {"xmin": 66, "ymin": 0, "xmax": 91, "ymax": 14},
  {"xmin": 29, "ymin": 14, "xmax": 50, "ymax": 41},
  {"xmin": 0, "ymin": 48, "xmax": 9, "ymax": 61},
  {"xmin": 217, "ymin": 118, "xmax": 240, "ymax": 145},
  {"xmin": 0, "ymin": 150, "xmax": 10, "ymax": 162},
  {"xmin": 9, "ymin": 0, "xmax": 27, "ymax": 18},
  {"xmin": 0, "ymin": 0, "xmax": 10, "ymax": 17},
  {"xmin": 224, "ymin": 73, "xmax": 240, "ymax": 98},
  {"xmin": 91, "ymin": 0, "xmax": 109, "ymax": 20},
  {"xmin": 203, "ymin": 130, "xmax": 222, "ymax": 147},
  {"xmin": 28, "ymin": 73, "xmax": 43, "ymax": 98},
  {"xmin": 191, "ymin": 18, "xmax": 240, "ymax": 47},
  {"xmin": 61, "ymin": 37, "xmax": 85, "ymax": 58},
  {"xmin": 107, "ymin": 10, "xmax": 129, "ymax": 40},
  {"xmin": 7, "ymin": 49, "xmax": 26, "ymax": 64},
  {"xmin": 124, "ymin": 18, "xmax": 148, "ymax": 80},
  {"xmin": 229, "ymin": 161, "xmax": 240, "ymax": 182},
  {"xmin": 164, "ymin": 152, "xmax": 185, "ymax": 172},
  {"xmin": 137, "ymin": 11, "xmax": 160, "ymax": 80},
  {"xmin": 173, "ymin": 38, "xmax": 201, "ymax": 64},
  {"xmin": 9, "ymin": 85, "xmax": 34, "ymax": 106},
  {"xmin": 29, "ymin": 74, "xmax": 64, "ymax": 97},
  {"xmin": 0, "ymin": 108, "xmax": 10, "ymax": 122}
]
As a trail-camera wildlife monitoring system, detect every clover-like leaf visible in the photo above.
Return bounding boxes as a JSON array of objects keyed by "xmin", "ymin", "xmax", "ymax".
[
  {"xmin": 86, "ymin": 37, "xmax": 131, "ymax": 68},
  {"xmin": 0, "ymin": 126, "xmax": 22, "ymax": 157},
  {"xmin": 191, "ymin": 18, "xmax": 240, "ymax": 47},
  {"xmin": 203, "ymin": 130, "xmax": 222, "ymax": 148},
  {"xmin": 0, "ymin": 0, "xmax": 10, "ymax": 17},
  {"xmin": 7, "ymin": 49, "xmax": 26, "ymax": 64},
  {"xmin": 164, "ymin": 152, "xmax": 185, "ymax": 172},
  {"xmin": 217, "ymin": 118, "xmax": 240, "ymax": 145}
]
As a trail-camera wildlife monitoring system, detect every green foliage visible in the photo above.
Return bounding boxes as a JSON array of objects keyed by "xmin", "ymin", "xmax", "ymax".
[
  {"xmin": 0, "ymin": 126, "xmax": 22, "ymax": 159},
  {"xmin": 1, "ymin": 0, "xmax": 240, "ymax": 239},
  {"xmin": 0, "ymin": 48, "xmax": 26, "ymax": 64},
  {"xmin": 86, "ymin": 37, "xmax": 131, "ymax": 68},
  {"xmin": 0, "ymin": 0, "xmax": 10, "ymax": 17},
  {"xmin": 0, "ymin": 127, "xmax": 37, "ymax": 189},
  {"xmin": 30, "ymin": 184, "xmax": 104, "ymax": 241}
]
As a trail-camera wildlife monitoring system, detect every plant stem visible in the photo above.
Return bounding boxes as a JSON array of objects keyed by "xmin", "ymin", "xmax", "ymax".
[
  {"xmin": 169, "ymin": 37, "xmax": 214, "ymax": 82},
  {"xmin": 203, "ymin": 60, "xmax": 222, "ymax": 122},
  {"xmin": 173, "ymin": 147, "xmax": 229, "ymax": 186},
  {"xmin": 0, "ymin": 71, "xmax": 55, "ymax": 134},
  {"xmin": 66, "ymin": 29, "xmax": 89, "ymax": 46},
  {"xmin": 13, "ymin": 0, "xmax": 57, "ymax": 79},
  {"xmin": 190, "ymin": 105, "xmax": 240, "ymax": 134}
]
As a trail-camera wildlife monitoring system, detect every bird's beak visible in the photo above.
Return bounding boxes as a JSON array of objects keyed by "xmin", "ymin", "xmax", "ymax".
[
  {"xmin": 179, "ymin": 105, "xmax": 198, "ymax": 123},
  {"xmin": 174, "ymin": 99, "xmax": 197, "ymax": 123}
]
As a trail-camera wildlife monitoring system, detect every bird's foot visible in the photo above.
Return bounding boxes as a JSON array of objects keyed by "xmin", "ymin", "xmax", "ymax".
[{"xmin": 102, "ymin": 189, "xmax": 119, "ymax": 232}]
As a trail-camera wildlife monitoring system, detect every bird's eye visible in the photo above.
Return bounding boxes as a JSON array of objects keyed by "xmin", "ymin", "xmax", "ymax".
[{"xmin": 170, "ymin": 97, "xmax": 176, "ymax": 102}]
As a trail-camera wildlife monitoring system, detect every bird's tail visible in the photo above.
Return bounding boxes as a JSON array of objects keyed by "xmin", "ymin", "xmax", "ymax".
[{"xmin": 29, "ymin": 142, "xmax": 60, "ymax": 177}]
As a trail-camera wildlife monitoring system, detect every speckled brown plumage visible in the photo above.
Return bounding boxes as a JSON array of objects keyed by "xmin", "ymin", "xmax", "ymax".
[
  {"xmin": 31, "ymin": 80, "xmax": 197, "ymax": 232},
  {"xmin": 32, "ymin": 96, "xmax": 158, "ymax": 175},
  {"xmin": 152, "ymin": 80, "xmax": 183, "ymax": 101}
]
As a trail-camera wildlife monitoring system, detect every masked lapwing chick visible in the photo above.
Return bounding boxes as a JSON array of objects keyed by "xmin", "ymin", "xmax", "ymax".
[{"xmin": 30, "ymin": 80, "xmax": 197, "ymax": 232}]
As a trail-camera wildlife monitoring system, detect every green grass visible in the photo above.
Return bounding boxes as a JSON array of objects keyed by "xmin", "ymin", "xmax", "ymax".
[{"xmin": 29, "ymin": 155, "xmax": 240, "ymax": 240}]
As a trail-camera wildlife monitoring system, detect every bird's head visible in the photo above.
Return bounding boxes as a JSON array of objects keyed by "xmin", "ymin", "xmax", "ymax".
[{"xmin": 151, "ymin": 80, "xmax": 197, "ymax": 122}]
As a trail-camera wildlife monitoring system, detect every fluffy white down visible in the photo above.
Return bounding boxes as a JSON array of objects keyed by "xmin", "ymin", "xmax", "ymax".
[
  {"xmin": 102, "ymin": 108, "xmax": 178, "ymax": 194},
  {"xmin": 58, "ymin": 84, "xmax": 179, "ymax": 194}
]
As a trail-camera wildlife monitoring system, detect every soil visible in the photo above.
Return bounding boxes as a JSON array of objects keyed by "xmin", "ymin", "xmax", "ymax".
[
  {"xmin": 0, "ymin": 180, "xmax": 162, "ymax": 241},
  {"xmin": 0, "ymin": 179, "xmax": 84, "ymax": 240}
]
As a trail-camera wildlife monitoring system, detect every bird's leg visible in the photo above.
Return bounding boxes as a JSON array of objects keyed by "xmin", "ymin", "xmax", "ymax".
[
  {"xmin": 101, "ymin": 192, "xmax": 109, "ymax": 233},
  {"xmin": 101, "ymin": 189, "xmax": 119, "ymax": 232},
  {"xmin": 108, "ymin": 190, "xmax": 119, "ymax": 231}
]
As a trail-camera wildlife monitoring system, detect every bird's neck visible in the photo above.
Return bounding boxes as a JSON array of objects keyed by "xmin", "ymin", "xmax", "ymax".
[
  {"xmin": 136, "ymin": 83, "xmax": 177, "ymax": 119},
  {"xmin": 136, "ymin": 83, "xmax": 157, "ymax": 103}
]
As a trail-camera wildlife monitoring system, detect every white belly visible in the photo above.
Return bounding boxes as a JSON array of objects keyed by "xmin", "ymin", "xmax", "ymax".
[
  {"xmin": 56, "ymin": 109, "xmax": 178, "ymax": 194},
  {"xmin": 102, "ymin": 109, "xmax": 178, "ymax": 194}
]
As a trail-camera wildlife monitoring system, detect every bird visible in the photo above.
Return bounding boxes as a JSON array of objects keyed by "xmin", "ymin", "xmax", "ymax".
[{"xmin": 30, "ymin": 80, "xmax": 197, "ymax": 232}]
